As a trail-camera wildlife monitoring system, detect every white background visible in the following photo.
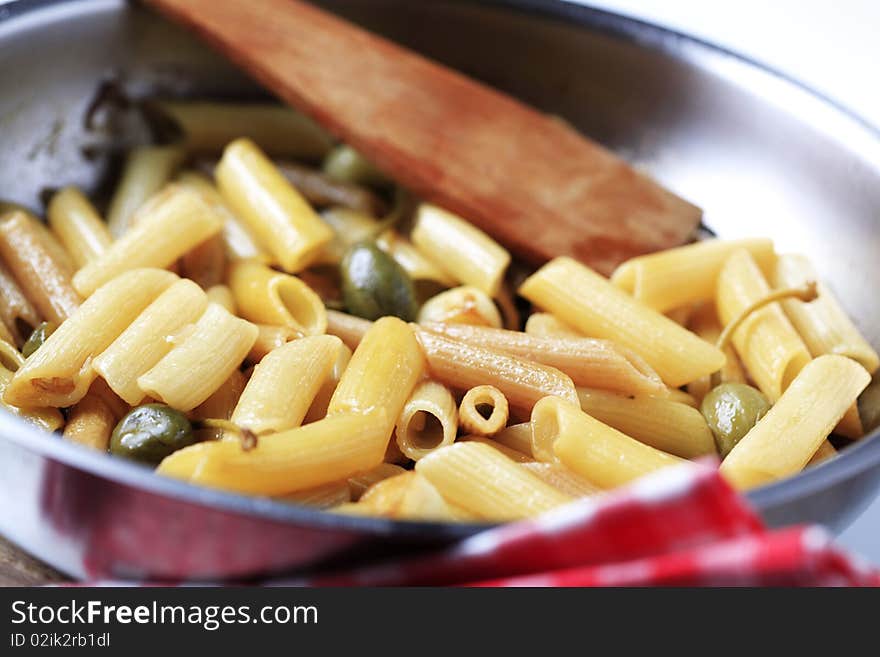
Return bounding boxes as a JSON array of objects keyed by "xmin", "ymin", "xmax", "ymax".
[{"xmin": 579, "ymin": 0, "xmax": 880, "ymax": 560}]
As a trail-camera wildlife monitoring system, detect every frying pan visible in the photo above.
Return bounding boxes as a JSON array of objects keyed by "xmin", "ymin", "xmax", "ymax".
[{"xmin": 0, "ymin": 0, "xmax": 878, "ymax": 581}]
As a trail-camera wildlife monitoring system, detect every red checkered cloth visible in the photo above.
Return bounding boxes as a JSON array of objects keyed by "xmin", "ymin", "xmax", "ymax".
[{"xmin": 288, "ymin": 463, "xmax": 878, "ymax": 587}]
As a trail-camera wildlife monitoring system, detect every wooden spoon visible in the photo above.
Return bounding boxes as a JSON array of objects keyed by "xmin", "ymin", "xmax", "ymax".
[{"xmin": 146, "ymin": 0, "xmax": 701, "ymax": 274}]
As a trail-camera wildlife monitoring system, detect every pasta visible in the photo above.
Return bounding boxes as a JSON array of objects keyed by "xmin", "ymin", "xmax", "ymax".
[
  {"xmin": 0, "ymin": 342, "xmax": 63, "ymax": 432},
  {"xmin": 47, "ymin": 187, "xmax": 113, "ymax": 268},
  {"xmin": 0, "ymin": 259, "xmax": 41, "ymax": 346},
  {"xmin": 394, "ymin": 380, "xmax": 458, "ymax": 460},
  {"xmin": 720, "ymin": 355, "xmax": 871, "ymax": 490},
  {"xmin": 458, "ymin": 385, "xmax": 508, "ymax": 436},
  {"xmin": 395, "ymin": 473, "xmax": 473, "ymax": 521},
  {"xmin": 276, "ymin": 481, "xmax": 352, "ymax": 509},
  {"xmin": 325, "ymin": 308, "xmax": 371, "ymax": 350},
  {"xmin": 417, "ymin": 286, "xmax": 502, "ymax": 327},
  {"xmin": 520, "ymin": 462, "xmax": 601, "ymax": 497},
  {"xmin": 686, "ymin": 301, "xmax": 747, "ymax": 402},
  {"xmin": 524, "ymin": 313, "xmax": 583, "ymax": 338},
  {"xmin": 458, "ymin": 436, "xmax": 533, "ymax": 463},
  {"xmin": 245, "ymin": 324, "xmax": 299, "ymax": 364},
  {"xmin": 519, "ymin": 257, "xmax": 726, "ymax": 387},
  {"xmin": 303, "ymin": 342, "xmax": 352, "ymax": 424},
  {"xmin": 347, "ymin": 463, "xmax": 408, "ymax": 501},
  {"xmin": 62, "ymin": 387, "xmax": 117, "ymax": 451}
]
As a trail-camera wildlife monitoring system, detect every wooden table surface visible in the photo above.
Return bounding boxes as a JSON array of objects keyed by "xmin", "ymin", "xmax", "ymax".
[{"xmin": 0, "ymin": 535, "xmax": 64, "ymax": 586}]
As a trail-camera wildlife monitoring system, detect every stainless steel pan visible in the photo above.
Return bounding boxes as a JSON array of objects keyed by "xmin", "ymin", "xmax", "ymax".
[{"xmin": 0, "ymin": 0, "xmax": 878, "ymax": 581}]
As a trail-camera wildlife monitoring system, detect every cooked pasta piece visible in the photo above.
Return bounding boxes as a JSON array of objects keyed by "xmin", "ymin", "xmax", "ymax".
[
  {"xmin": 415, "ymin": 442, "xmax": 571, "ymax": 520},
  {"xmin": 376, "ymin": 230, "xmax": 456, "ymax": 286},
  {"xmin": 664, "ymin": 388, "xmax": 699, "ymax": 408},
  {"xmin": 489, "ymin": 422, "xmax": 533, "ymax": 457},
  {"xmin": 190, "ymin": 369, "xmax": 248, "ymax": 441},
  {"xmin": 325, "ymin": 309, "xmax": 371, "ymax": 350},
  {"xmin": 62, "ymin": 387, "xmax": 116, "ymax": 450},
  {"xmin": 276, "ymin": 481, "xmax": 352, "ymax": 509},
  {"xmin": 74, "ymin": 185, "xmax": 224, "ymax": 297},
  {"xmin": 807, "ymin": 440, "xmax": 837, "ymax": 468},
  {"xmin": 304, "ymin": 342, "xmax": 352, "ymax": 424},
  {"xmin": 106, "ymin": 145, "xmax": 185, "ymax": 236},
  {"xmin": 524, "ymin": 313, "xmax": 583, "ymax": 338},
  {"xmin": 93, "ymin": 278, "xmax": 208, "ymax": 405},
  {"xmin": 417, "ymin": 286, "xmax": 502, "ymax": 327},
  {"xmin": 720, "ymin": 355, "xmax": 871, "ymax": 490},
  {"xmin": 216, "ymin": 138, "xmax": 333, "ymax": 272},
  {"xmin": 231, "ymin": 335, "xmax": 343, "ymax": 435},
  {"xmin": 245, "ymin": 324, "xmax": 298, "ymax": 364},
  {"xmin": 458, "ymin": 436, "xmax": 533, "ymax": 463},
  {"xmin": 317, "ymin": 207, "xmax": 380, "ymax": 265},
  {"xmin": 421, "ymin": 322, "xmax": 667, "ymax": 398},
  {"xmin": 138, "ymin": 302, "xmax": 258, "ymax": 411},
  {"xmin": 0, "ymin": 260, "xmax": 41, "ymax": 346},
  {"xmin": 576, "ymin": 387, "xmax": 716, "ymax": 459},
  {"xmin": 717, "ymin": 249, "xmax": 812, "ymax": 402},
  {"xmin": 3, "ymin": 268, "xmax": 177, "ymax": 408},
  {"xmin": 204, "ymin": 284, "xmax": 236, "ymax": 314},
  {"xmin": 458, "ymin": 385, "xmax": 508, "ymax": 436},
  {"xmin": 835, "ymin": 403, "xmax": 864, "ymax": 440},
  {"xmin": 156, "ymin": 101, "xmax": 334, "ymax": 158},
  {"xmin": 179, "ymin": 234, "xmax": 226, "ymax": 289},
  {"xmin": 357, "ymin": 471, "xmax": 417, "ymax": 517},
  {"xmin": 773, "ymin": 254, "xmax": 879, "ymax": 373},
  {"xmin": 47, "ymin": 187, "xmax": 113, "ymax": 268},
  {"xmin": 611, "ymin": 238, "xmax": 775, "ymax": 313},
  {"xmin": 519, "ymin": 257, "xmax": 725, "ymax": 387},
  {"xmin": 327, "ymin": 317, "xmax": 425, "ymax": 440},
  {"xmin": 394, "ymin": 380, "xmax": 457, "ymax": 460},
  {"xmin": 533, "ymin": 396, "xmax": 683, "ymax": 487},
  {"xmin": 415, "ymin": 327, "xmax": 579, "ymax": 411},
  {"xmin": 277, "ymin": 161, "xmax": 385, "ymax": 216},
  {"xmin": 396, "ymin": 473, "xmax": 475, "ymax": 521},
  {"xmin": 665, "ymin": 305, "xmax": 693, "ymax": 327},
  {"xmin": 0, "ymin": 344, "xmax": 63, "ymax": 432},
  {"xmin": 411, "ymin": 203, "xmax": 510, "ymax": 297},
  {"xmin": 686, "ymin": 302, "xmax": 747, "ymax": 402},
  {"xmin": 347, "ymin": 463, "xmax": 408, "ymax": 501},
  {"xmin": 157, "ymin": 410, "xmax": 389, "ymax": 495},
  {"xmin": 228, "ymin": 260, "xmax": 327, "ymax": 336},
  {"xmin": 0, "ymin": 211, "xmax": 80, "ymax": 323},
  {"xmin": 520, "ymin": 462, "xmax": 601, "ymax": 497}
]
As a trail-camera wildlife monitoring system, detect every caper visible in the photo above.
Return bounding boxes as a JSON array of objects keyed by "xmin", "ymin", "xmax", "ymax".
[
  {"xmin": 341, "ymin": 241, "xmax": 418, "ymax": 321},
  {"xmin": 21, "ymin": 321, "xmax": 57, "ymax": 358},
  {"xmin": 701, "ymin": 383, "xmax": 771, "ymax": 458},
  {"xmin": 110, "ymin": 403, "xmax": 196, "ymax": 465},
  {"xmin": 323, "ymin": 145, "xmax": 389, "ymax": 188}
]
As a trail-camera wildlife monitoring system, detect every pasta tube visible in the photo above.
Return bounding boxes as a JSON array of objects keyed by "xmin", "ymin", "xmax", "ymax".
[
  {"xmin": 417, "ymin": 286, "xmax": 502, "ymax": 328},
  {"xmin": 394, "ymin": 380, "xmax": 458, "ymax": 461},
  {"xmin": 415, "ymin": 442, "xmax": 571, "ymax": 520},
  {"xmin": 533, "ymin": 396, "xmax": 683, "ymax": 487},
  {"xmin": 720, "ymin": 355, "xmax": 871, "ymax": 490},
  {"xmin": 458, "ymin": 436, "xmax": 533, "ymax": 463},
  {"xmin": 347, "ymin": 463, "xmax": 408, "ymax": 501},
  {"xmin": 216, "ymin": 138, "xmax": 333, "ymax": 272},
  {"xmin": 0, "ymin": 351, "xmax": 63, "ymax": 432},
  {"xmin": 190, "ymin": 369, "xmax": 248, "ymax": 441},
  {"xmin": 686, "ymin": 302, "xmax": 747, "ymax": 402},
  {"xmin": 489, "ymin": 422, "xmax": 533, "ymax": 457},
  {"xmin": 524, "ymin": 313, "xmax": 583, "ymax": 338},
  {"xmin": 0, "ymin": 260, "xmax": 41, "ymax": 346},
  {"xmin": 228, "ymin": 260, "xmax": 326, "ymax": 336},
  {"xmin": 421, "ymin": 321, "xmax": 667, "ymax": 398},
  {"xmin": 325, "ymin": 309, "xmax": 371, "ymax": 350},
  {"xmin": 773, "ymin": 254, "xmax": 879, "ymax": 373},
  {"xmin": 73, "ymin": 185, "xmax": 225, "ymax": 297},
  {"xmin": 276, "ymin": 481, "xmax": 352, "ymax": 509},
  {"xmin": 415, "ymin": 327, "xmax": 579, "ymax": 411},
  {"xmin": 458, "ymin": 385, "xmax": 508, "ymax": 436},
  {"xmin": 520, "ymin": 462, "xmax": 601, "ymax": 497},
  {"xmin": 47, "ymin": 187, "xmax": 113, "ymax": 268},
  {"xmin": 576, "ymin": 387, "xmax": 716, "ymax": 458},
  {"xmin": 396, "ymin": 474, "xmax": 475, "ymax": 521},
  {"xmin": 519, "ymin": 257, "xmax": 725, "ymax": 387},
  {"xmin": 106, "ymin": 145, "xmax": 185, "ymax": 236},
  {"xmin": 611, "ymin": 238, "xmax": 775, "ymax": 313},
  {"xmin": 375, "ymin": 230, "xmax": 456, "ymax": 286},
  {"xmin": 0, "ymin": 211, "xmax": 80, "ymax": 323},
  {"xmin": 158, "ymin": 410, "xmax": 389, "ymax": 495},
  {"xmin": 62, "ymin": 388, "xmax": 116, "ymax": 450},
  {"xmin": 357, "ymin": 472, "xmax": 417, "ymax": 517},
  {"xmin": 93, "ymin": 278, "xmax": 208, "ymax": 405},
  {"xmin": 717, "ymin": 249, "xmax": 811, "ymax": 401},
  {"xmin": 304, "ymin": 342, "xmax": 352, "ymax": 424},
  {"xmin": 231, "ymin": 336, "xmax": 344, "ymax": 435},
  {"xmin": 3, "ymin": 268, "xmax": 177, "ymax": 408},
  {"xmin": 411, "ymin": 203, "xmax": 510, "ymax": 297},
  {"xmin": 807, "ymin": 440, "xmax": 837, "ymax": 468},
  {"xmin": 179, "ymin": 234, "xmax": 226, "ymax": 290},
  {"xmin": 245, "ymin": 324, "xmax": 298, "ymax": 364},
  {"xmin": 138, "ymin": 303, "xmax": 258, "ymax": 411},
  {"xmin": 205, "ymin": 285, "xmax": 236, "ymax": 314}
]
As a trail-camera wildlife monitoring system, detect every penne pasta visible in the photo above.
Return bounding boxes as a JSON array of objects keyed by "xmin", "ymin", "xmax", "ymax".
[
  {"xmin": 519, "ymin": 257, "xmax": 725, "ymax": 387},
  {"xmin": 533, "ymin": 396, "xmax": 683, "ymax": 487},
  {"xmin": 276, "ymin": 161, "xmax": 385, "ymax": 216},
  {"xmin": 489, "ymin": 422, "xmax": 534, "ymax": 457},
  {"xmin": 73, "ymin": 185, "xmax": 225, "ymax": 297},
  {"xmin": 520, "ymin": 462, "xmax": 601, "ymax": 497},
  {"xmin": 664, "ymin": 388, "xmax": 699, "ymax": 408},
  {"xmin": 316, "ymin": 207, "xmax": 380, "ymax": 265},
  {"xmin": 835, "ymin": 403, "xmax": 864, "ymax": 440},
  {"xmin": 179, "ymin": 234, "xmax": 227, "ymax": 290},
  {"xmin": 806, "ymin": 440, "xmax": 837, "ymax": 468},
  {"xmin": 204, "ymin": 284, "xmax": 236, "ymax": 314},
  {"xmin": 421, "ymin": 321, "xmax": 667, "ymax": 398},
  {"xmin": 228, "ymin": 260, "xmax": 327, "ymax": 336},
  {"xmin": 158, "ymin": 410, "xmax": 389, "ymax": 495},
  {"xmin": 357, "ymin": 472, "xmax": 417, "ymax": 517},
  {"xmin": 0, "ymin": 345, "xmax": 63, "ymax": 432},
  {"xmin": 458, "ymin": 435, "xmax": 533, "ymax": 463},
  {"xmin": 347, "ymin": 463, "xmax": 408, "ymax": 501},
  {"xmin": 395, "ymin": 380, "xmax": 458, "ymax": 460},
  {"xmin": 458, "ymin": 385, "xmax": 508, "ymax": 436},
  {"xmin": 231, "ymin": 335, "xmax": 344, "ymax": 435},
  {"xmin": 276, "ymin": 481, "xmax": 352, "ymax": 509},
  {"xmin": 0, "ymin": 211, "xmax": 81, "ymax": 324},
  {"xmin": 611, "ymin": 238, "xmax": 776, "ymax": 313},
  {"xmin": 576, "ymin": 387, "xmax": 716, "ymax": 459},
  {"xmin": 524, "ymin": 313, "xmax": 583, "ymax": 338},
  {"xmin": 245, "ymin": 324, "xmax": 298, "ymax": 364},
  {"xmin": 773, "ymin": 254, "xmax": 879, "ymax": 373},
  {"xmin": 396, "ymin": 473, "xmax": 475, "ymax": 521},
  {"xmin": 411, "ymin": 203, "xmax": 510, "ymax": 297},
  {"xmin": 47, "ymin": 187, "xmax": 113, "ymax": 268},
  {"xmin": 93, "ymin": 278, "xmax": 209, "ymax": 405},
  {"xmin": 62, "ymin": 387, "xmax": 116, "ymax": 450},
  {"xmin": 325, "ymin": 309, "xmax": 371, "ymax": 350},
  {"xmin": 3, "ymin": 268, "xmax": 177, "ymax": 408},
  {"xmin": 417, "ymin": 286, "xmax": 502, "ymax": 328},
  {"xmin": 106, "ymin": 144, "xmax": 185, "ymax": 237},
  {"xmin": 720, "ymin": 355, "xmax": 871, "ymax": 490},
  {"xmin": 190, "ymin": 369, "xmax": 248, "ymax": 441},
  {"xmin": 415, "ymin": 326, "xmax": 579, "ymax": 411},
  {"xmin": 415, "ymin": 442, "xmax": 571, "ymax": 520},
  {"xmin": 0, "ymin": 259, "xmax": 41, "ymax": 346},
  {"xmin": 304, "ymin": 342, "xmax": 352, "ymax": 424},
  {"xmin": 717, "ymin": 249, "xmax": 812, "ymax": 402},
  {"xmin": 216, "ymin": 138, "xmax": 333, "ymax": 272},
  {"xmin": 686, "ymin": 301, "xmax": 747, "ymax": 402},
  {"xmin": 376, "ymin": 229, "xmax": 456, "ymax": 286}
]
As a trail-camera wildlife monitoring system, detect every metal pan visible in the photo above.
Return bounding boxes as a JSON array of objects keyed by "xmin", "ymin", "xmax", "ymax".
[{"xmin": 0, "ymin": 0, "xmax": 878, "ymax": 581}]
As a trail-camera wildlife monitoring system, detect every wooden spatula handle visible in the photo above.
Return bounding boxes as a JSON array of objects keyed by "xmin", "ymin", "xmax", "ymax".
[{"xmin": 146, "ymin": 0, "xmax": 701, "ymax": 273}]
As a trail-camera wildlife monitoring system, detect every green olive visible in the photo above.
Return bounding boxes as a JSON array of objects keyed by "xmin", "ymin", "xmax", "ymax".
[
  {"xmin": 21, "ymin": 321, "xmax": 57, "ymax": 359},
  {"xmin": 110, "ymin": 403, "xmax": 196, "ymax": 465},
  {"xmin": 701, "ymin": 383, "xmax": 771, "ymax": 458},
  {"xmin": 341, "ymin": 241, "xmax": 418, "ymax": 321},
  {"xmin": 323, "ymin": 145, "xmax": 389, "ymax": 188}
]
